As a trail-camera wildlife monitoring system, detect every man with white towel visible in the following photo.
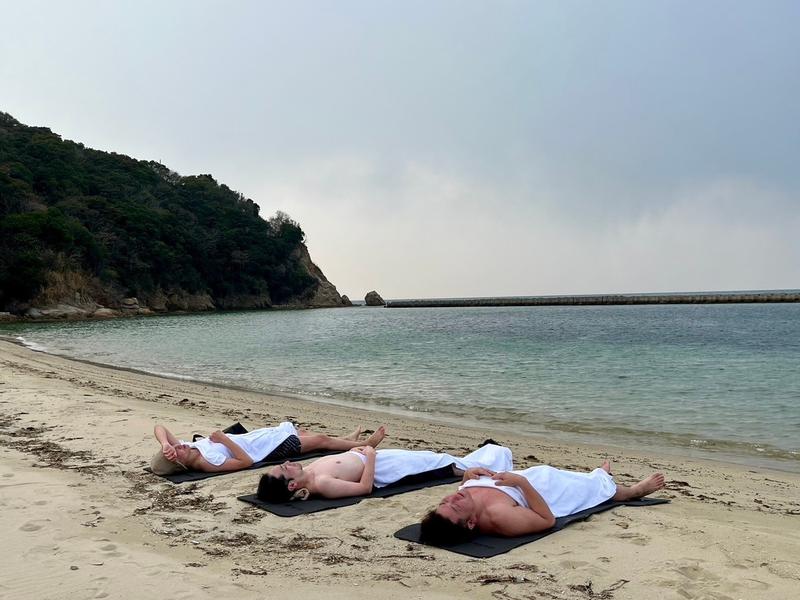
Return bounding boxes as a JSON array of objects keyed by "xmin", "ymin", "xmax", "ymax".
[
  {"xmin": 257, "ymin": 442, "xmax": 513, "ymax": 501},
  {"xmin": 419, "ymin": 460, "xmax": 665, "ymax": 544},
  {"xmin": 150, "ymin": 422, "xmax": 386, "ymax": 475}
]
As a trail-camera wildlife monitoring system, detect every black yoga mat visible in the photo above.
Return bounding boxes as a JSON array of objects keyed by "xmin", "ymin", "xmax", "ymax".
[
  {"xmin": 394, "ymin": 497, "xmax": 670, "ymax": 558},
  {"xmin": 238, "ymin": 465, "xmax": 460, "ymax": 516},
  {"xmin": 146, "ymin": 422, "xmax": 337, "ymax": 484}
]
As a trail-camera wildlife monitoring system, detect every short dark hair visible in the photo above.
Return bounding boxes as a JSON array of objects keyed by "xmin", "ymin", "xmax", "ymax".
[
  {"xmin": 257, "ymin": 474, "xmax": 293, "ymax": 502},
  {"xmin": 419, "ymin": 510, "xmax": 478, "ymax": 546}
]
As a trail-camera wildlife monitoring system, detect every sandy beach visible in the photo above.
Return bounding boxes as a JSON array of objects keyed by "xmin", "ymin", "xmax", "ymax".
[{"xmin": 1, "ymin": 338, "xmax": 798, "ymax": 600}]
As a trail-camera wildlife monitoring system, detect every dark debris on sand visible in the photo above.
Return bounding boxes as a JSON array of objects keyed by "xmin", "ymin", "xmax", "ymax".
[
  {"xmin": 133, "ymin": 482, "xmax": 227, "ymax": 515},
  {"xmin": 0, "ymin": 415, "xmax": 108, "ymax": 474},
  {"xmin": 231, "ymin": 506, "xmax": 266, "ymax": 525},
  {"xmin": 209, "ymin": 532, "xmax": 260, "ymax": 547},
  {"xmin": 569, "ymin": 579, "xmax": 630, "ymax": 599}
]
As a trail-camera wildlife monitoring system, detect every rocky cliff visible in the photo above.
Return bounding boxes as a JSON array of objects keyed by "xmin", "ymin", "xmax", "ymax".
[{"xmin": 13, "ymin": 241, "xmax": 345, "ymax": 321}]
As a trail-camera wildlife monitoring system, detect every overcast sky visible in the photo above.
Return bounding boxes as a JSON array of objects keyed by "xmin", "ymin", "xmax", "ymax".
[{"xmin": 3, "ymin": 1, "xmax": 799, "ymax": 299}]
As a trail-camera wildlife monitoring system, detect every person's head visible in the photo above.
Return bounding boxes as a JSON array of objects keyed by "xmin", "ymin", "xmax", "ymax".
[
  {"xmin": 419, "ymin": 491, "xmax": 480, "ymax": 546},
  {"xmin": 149, "ymin": 444, "xmax": 193, "ymax": 476},
  {"xmin": 257, "ymin": 461, "xmax": 310, "ymax": 501}
]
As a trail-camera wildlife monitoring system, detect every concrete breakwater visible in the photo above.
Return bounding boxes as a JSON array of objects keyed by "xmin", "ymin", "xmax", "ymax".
[{"xmin": 386, "ymin": 291, "xmax": 800, "ymax": 308}]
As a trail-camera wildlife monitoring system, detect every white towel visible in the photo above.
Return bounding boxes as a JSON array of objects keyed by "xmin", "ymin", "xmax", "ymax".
[
  {"xmin": 372, "ymin": 444, "xmax": 513, "ymax": 488},
  {"xmin": 182, "ymin": 421, "xmax": 297, "ymax": 466},
  {"xmin": 461, "ymin": 465, "xmax": 617, "ymax": 517}
]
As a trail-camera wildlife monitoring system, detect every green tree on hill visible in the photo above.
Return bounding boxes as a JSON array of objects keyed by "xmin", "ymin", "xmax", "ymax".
[{"xmin": 0, "ymin": 112, "xmax": 319, "ymax": 312}]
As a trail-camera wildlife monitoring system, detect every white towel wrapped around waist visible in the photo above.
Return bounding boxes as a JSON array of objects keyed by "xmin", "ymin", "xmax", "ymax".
[
  {"xmin": 461, "ymin": 465, "xmax": 617, "ymax": 517},
  {"xmin": 372, "ymin": 443, "xmax": 513, "ymax": 488}
]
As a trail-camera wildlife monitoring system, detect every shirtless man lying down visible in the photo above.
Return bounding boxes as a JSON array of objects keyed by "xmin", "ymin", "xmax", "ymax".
[
  {"xmin": 150, "ymin": 422, "xmax": 386, "ymax": 475},
  {"xmin": 257, "ymin": 442, "xmax": 513, "ymax": 501},
  {"xmin": 420, "ymin": 461, "xmax": 665, "ymax": 544}
]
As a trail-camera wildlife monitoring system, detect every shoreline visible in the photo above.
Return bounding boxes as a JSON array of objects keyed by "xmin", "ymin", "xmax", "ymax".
[
  {"xmin": 2, "ymin": 339, "xmax": 799, "ymax": 599},
  {"xmin": 4, "ymin": 333, "xmax": 798, "ymax": 475}
]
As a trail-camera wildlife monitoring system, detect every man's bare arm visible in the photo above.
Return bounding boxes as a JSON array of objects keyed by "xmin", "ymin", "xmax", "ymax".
[
  {"xmin": 209, "ymin": 430, "xmax": 253, "ymax": 468},
  {"xmin": 492, "ymin": 472, "xmax": 556, "ymax": 526},
  {"xmin": 358, "ymin": 446, "xmax": 376, "ymax": 490},
  {"xmin": 312, "ymin": 447, "xmax": 377, "ymax": 498},
  {"xmin": 487, "ymin": 505, "xmax": 556, "ymax": 537},
  {"xmin": 154, "ymin": 424, "xmax": 180, "ymax": 446},
  {"xmin": 154, "ymin": 425, "xmax": 181, "ymax": 460},
  {"xmin": 314, "ymin": 475, "xmax": 373, "ymax": 498}
]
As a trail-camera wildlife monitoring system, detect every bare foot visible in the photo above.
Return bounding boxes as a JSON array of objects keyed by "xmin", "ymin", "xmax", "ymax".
[
  {"xmin": 600, "ymin": 460, "xmax": 611, "ymax": 473},
  {"xmin": 365, "ymin": 425, "xmax": 387, "ymax": 448},
  {"xmin": 344, "ymin": 426, "xmax": 363, "ymax": 441},
  {"xmin": 630, "ymin": 473, "xmax": 665, "ymax": 497}
]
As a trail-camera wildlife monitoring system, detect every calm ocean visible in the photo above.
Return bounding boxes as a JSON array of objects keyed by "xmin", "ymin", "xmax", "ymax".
[{"xmin": 3, "ymin": 304, "xmax": 799, "ymax": 471}]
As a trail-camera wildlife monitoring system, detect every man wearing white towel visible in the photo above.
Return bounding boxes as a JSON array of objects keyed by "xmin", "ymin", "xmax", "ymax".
[
  {"xmin": 420, "ymin": 461, "xmax": 665, "ymax": 544},
  {"xmin": 150, "ymin": 422, "xmax": 386, "ymax": 475},
  {"xmin": 257, "ymin": 442, "xmax": 513, "ymax": 501}
]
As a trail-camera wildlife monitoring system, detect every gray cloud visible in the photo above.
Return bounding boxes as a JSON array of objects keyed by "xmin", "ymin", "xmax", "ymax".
[{"xmin": 2, "ymin": 0, "xmax": 798, "ymax": 298}]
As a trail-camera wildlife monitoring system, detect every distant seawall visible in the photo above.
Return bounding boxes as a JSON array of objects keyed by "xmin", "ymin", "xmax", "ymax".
[{"xmin": 386, "ymin": 291, "xmax": 800, "ymax": 308}]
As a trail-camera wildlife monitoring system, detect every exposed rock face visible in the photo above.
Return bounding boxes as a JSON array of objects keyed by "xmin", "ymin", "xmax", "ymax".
[
  {"xmin": 13, "ymin": 242, "xmax": 343, "ymax": 319},
  {"xmin": 365, "ymin": 291, "xmax": 385, "ymax": 306},
  {"xmin": 144, "ymin": 289, "xmax": 169, "ymax": 312},
  {"xmin": 164, "ymin": 292, "xmax": 215, "ymax": 312},
  {"xmin": 340, "ymin": 295, "xmax": 353, "ymax": 307},
  {"xmin": 120, "ymin": 297, "xmax": 140, "ymax": 311},
  {"xmin": 25, "ymin": 304, "xmax": 92, "ymax": 319},
  {"xmin": 291, "ymin": 244, "xmax": 346, "ymax": 308},
  {"xmin": 127, "ymin": 288, "xmax": 217, "ymax": 311},
  {"xmin": 307, "ymin": 281, "xmax": 344, "ymax": 308},
  {"xmin": 215, "ymin": 294, "xmax": 271, "ymax": 310},
  {"xmin": 0, "ymin": 312, "xmax": 18, "ymax": 322}
]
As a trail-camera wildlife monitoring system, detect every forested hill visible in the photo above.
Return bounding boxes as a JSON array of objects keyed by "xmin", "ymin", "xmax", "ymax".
[{"xmin": 0, "ymin": 112, "xmax": 347, "ymax": 318}]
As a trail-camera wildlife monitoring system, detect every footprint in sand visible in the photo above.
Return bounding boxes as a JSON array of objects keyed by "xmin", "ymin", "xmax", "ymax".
[
  {"xmin": 99, "ymin": 543, "xmax": 124, "ymax": 558},
  {"xmin": 19, "ymin": 521, "xmax": 44, "ymax": 532},
  {"xmin": 615, "ymin": 531, "xmax": 650, "ymax": 546},
  {"xmin": 2, "ymin": 473, "xmax": 14, "ymax": 478},
  {"xmin": 673, "ymin": 562, "xmax": 721, "ymax": 582},
  {"xmin": 33, "ymin": 500, "xmax": 48, "ymax": 506},
  {"xmin": 88, "ymin": 576, "xmax": 110, "ymax": 599},
  {"xmin": 559, "ymin": 559, "xmax": 589, "ymax": 569}
]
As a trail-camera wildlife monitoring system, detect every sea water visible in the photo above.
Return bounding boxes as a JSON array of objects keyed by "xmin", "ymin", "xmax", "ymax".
[{"xmin": 3, "ymin": 304, "xmax": 799, "ymax": 471}]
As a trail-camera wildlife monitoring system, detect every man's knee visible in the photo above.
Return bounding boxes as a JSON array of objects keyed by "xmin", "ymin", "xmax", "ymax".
[{"xmin": 299, "ymin": 434, "xmax": 327, "ymax": 451}]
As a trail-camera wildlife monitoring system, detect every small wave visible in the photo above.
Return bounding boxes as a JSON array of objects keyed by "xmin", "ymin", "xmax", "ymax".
[
  {"xmin": 144, "ymin": 370, "xmax": 198, "ymax": 381},
  {"xmin": 15, "ymin": 336, "xmax": 49, "ymax": 353}
]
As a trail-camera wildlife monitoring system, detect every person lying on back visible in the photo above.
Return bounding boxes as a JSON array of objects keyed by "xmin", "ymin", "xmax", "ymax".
[
  {"xmin": 150, "ymin": 422, "xmax": 386, "ymax": 475},
  {"xmin": 256, "ymin": 442, "xmax": 513, "ymax": 501},
  {"xmin": 419, "ymin": 460, "xmax": 665, "ymax": 544}
]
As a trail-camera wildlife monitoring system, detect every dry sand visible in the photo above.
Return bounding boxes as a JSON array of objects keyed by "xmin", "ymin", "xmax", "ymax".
[{"xmin": 1, "ymin": 338, "xmax": 798, "ymax": 600}]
